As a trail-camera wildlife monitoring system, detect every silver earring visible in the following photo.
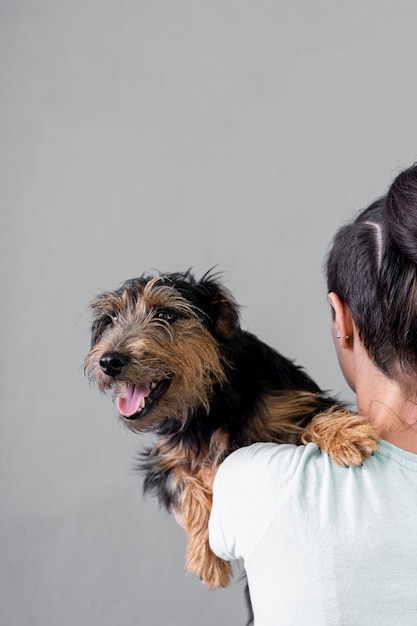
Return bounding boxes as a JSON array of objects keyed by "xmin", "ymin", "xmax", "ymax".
[{"xmin": 336, "ymin": 332, "xmax": 341, "ymax": 339}]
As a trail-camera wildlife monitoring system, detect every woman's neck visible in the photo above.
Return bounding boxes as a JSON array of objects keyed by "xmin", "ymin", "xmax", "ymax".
[{"xmin": 354, "ymin": 352, "xmax": 417, "ymax": 454}]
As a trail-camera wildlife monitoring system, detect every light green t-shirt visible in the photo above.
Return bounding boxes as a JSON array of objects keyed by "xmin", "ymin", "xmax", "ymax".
[{"xmin": 209, "ymin": 441, "xmax": 417, "ymax": 625}]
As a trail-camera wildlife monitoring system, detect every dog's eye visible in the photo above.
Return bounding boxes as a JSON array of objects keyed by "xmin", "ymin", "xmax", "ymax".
[
  {"xmin": 103, "ymin": 313, "xmax": 118, "ymax": 327},
  {"xmin": 155, "ymin": 308, "xmax": 178, "ymax": 323},
  {"xmin": 99, "ymin": 313, "xmax": 119, "ymax": 332}
]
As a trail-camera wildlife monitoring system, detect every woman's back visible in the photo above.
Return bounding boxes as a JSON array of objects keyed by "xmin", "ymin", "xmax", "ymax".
[{"xmin": 210, "ymin": 441, "xmax": 417, "ymax": 625}]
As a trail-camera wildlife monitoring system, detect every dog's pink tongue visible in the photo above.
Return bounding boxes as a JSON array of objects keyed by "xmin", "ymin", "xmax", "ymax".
[{"xmin": 117, "ymin": 383, "xmax": 151, "ymax": 417}]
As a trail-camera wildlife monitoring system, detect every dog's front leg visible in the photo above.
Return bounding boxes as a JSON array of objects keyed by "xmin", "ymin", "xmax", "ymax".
[
  {"xmin": 302, "ymin": 407, "xmax": 379, "ymax": 466},
  {"xmin": 176, "ymin": 467, "xmax": 232, "ymax": 589}
]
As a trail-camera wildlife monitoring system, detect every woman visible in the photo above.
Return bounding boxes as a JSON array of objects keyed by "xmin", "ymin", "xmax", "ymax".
[{"xmin": 209, "ymin": 164, "xmax": 417, "ymax": 625}]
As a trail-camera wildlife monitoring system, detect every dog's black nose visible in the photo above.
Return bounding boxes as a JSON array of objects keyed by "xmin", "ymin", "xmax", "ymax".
[{"xmin": 99, "ymin": 352, "xmax": 128, "ymax": 377}]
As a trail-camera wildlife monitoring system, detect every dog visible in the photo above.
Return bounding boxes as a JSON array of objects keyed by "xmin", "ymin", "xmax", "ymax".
[{"xmin": 84, "ymin": 271, "xmax": 378, "ymax": 592}]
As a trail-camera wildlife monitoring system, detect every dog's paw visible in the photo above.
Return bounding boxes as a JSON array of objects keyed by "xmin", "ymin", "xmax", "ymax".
[
  {"xmin": 302, "ymin": 408, "xmax": 379, "ymax": 467},
  {"xmin": 201, "ymin": 555, "xmax": 232, "ymax": 589},
  {"xmin": 187, "ymin": 545, "xmax": 232, "ymax": 589}
]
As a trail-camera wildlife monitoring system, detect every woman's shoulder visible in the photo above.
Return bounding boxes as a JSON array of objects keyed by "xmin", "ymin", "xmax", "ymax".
[
  {"xmin": 215, "ymin": 439, "xmax": 417, "ymax": 514},
  {"xmin": 212, "ymin": 442, "xmax": 321, "ymax": 517},
  {"xmin": 217, "ymin": 441, "xmax": 323, "ymax": 483},
  {"xmin": 210, "ymin": 442, "xmax": 323, "ymax": 561},
  {"xmin": 212, "ymin": 440, "xmax": 359, "ymax": 525}
]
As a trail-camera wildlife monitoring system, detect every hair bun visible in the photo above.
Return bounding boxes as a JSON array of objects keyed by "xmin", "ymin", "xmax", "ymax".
[{"xmin": 385, "ymin": 163, "xmax": 417, "ymax": 264}]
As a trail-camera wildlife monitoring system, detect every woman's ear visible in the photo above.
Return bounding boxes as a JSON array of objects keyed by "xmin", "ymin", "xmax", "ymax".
[{"xmin": 328, "ymin": 292, "xmax": 354, "ymax": 349}]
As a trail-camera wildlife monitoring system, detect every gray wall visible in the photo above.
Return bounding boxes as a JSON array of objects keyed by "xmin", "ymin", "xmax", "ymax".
[{"xmin": 2, "ymin": 2, "xmax": 417, "ymax": 625}]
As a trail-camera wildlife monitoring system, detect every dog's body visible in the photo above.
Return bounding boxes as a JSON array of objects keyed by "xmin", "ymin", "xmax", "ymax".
[{"xmin": 84, "ymin": 271, "xmax": 378, "ymax": 590}]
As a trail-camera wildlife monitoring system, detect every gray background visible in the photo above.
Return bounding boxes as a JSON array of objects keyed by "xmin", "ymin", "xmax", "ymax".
[{"xmin": 2, "ymin": 1, "xmax": 417, "ymax": 625}]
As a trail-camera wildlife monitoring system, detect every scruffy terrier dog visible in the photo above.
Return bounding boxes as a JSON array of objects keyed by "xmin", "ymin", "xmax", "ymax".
[{"xmin": 84, "ymin": 271, "xmax": 378, "ymax": 590}]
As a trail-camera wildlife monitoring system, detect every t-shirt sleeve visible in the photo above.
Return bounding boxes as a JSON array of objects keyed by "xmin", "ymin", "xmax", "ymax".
[{"xmin": 208, "ymin": 442, "xmax": 300, "ymax": 561}]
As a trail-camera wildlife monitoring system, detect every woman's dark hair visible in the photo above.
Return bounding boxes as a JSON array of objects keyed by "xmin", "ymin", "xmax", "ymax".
[{"xmin": 327, "ymin": 163, "xmax": 417, "ymax": 384}]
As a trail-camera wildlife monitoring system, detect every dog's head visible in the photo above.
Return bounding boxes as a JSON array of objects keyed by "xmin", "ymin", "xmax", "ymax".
[{"xmin": 84, "ymin": 271, "xmax": 240, "ymax": 431}]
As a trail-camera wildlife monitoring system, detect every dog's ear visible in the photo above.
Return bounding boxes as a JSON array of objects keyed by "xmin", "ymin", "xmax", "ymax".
[{"xmin": 210, "ymin": 289, "xmax": 239, "ymax": 339}]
